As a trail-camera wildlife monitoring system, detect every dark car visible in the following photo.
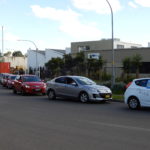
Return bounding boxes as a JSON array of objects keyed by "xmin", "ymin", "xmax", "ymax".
[{"xmin": 13, "ymin": 75, "xmax": 46, "ymax": 95}]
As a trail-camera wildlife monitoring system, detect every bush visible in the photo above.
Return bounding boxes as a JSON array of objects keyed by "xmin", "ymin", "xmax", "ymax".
[{"xmin": 112, "ymin": 82, "xmax": 126, "ymax": 94}]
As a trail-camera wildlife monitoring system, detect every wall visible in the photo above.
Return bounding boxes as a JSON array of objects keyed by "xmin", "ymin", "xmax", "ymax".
[
  {"xmin": 3, "ymin": 56, "xmax": 27, "ymax": 70},
  {"xmin": 84, "ymin": 47, "xmax": 150, "ymax": 77},
  {"xmin": 27, "ymin": 50, "xmax": 45, "ymax": 69}
]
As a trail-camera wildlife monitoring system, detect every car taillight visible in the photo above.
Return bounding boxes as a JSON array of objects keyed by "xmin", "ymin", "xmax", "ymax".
[{"xmin": 126, "ymin": 82, "xmax": 132, "ymax": 89}]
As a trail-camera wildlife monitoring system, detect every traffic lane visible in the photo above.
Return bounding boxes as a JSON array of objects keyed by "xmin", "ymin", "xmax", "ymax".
[{"xmin": 0, "ymin": 86, "xmax": 150, "ymax": 150}]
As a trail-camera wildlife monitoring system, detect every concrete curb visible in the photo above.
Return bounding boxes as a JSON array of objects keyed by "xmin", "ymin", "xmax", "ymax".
[{"xmin": 111, "ymin": 99, "xmax": 124, "ymax": 103}]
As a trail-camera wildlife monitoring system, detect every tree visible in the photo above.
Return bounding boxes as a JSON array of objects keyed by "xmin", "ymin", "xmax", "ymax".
[
  {"xmin": 63, "ymin": 54, "xmax": 75, "ymax": 75},
  {"xmin": 87, "ymin": 56, "xmax": 103, "ymax": 80},
  {"xmin": 132, "ymin": 54, "xmax": 142, "ymax": 78},
  {"xmin": 4, "ymin": 51, "xmax": 11, "ymax": 57},
  {"xmin": 45, "ymin": 57, "xmax": 64, "ymax": 77},
  {"xmin": 12, "ymin": 51, "xmax": 24, "ymax": 57},
  {"xmin": 74, "ymin": 52, "xmax": 85, "ymax": 75},
  {"xmin": 122, "ymin": 57, "xmax": 131, "ymax": 79}
]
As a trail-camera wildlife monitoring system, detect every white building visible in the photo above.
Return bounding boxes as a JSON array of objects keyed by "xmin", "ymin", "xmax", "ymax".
[{"xmin": 27, "ymin": 49, "xmax": 66, "ymax": 70}]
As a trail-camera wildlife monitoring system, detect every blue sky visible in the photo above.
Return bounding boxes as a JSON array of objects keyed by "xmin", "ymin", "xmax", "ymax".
[{"xmin": 0, "ymin": 0, "xmax": 150, "ymax": 54}]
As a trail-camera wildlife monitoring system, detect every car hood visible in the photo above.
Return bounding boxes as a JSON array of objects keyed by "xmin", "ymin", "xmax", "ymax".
[{"xmin": 84, "ymin": 84, "xmax": 111, "ymax": 93}]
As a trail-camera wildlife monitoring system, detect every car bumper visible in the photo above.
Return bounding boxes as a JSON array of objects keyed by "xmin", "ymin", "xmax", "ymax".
[
  {"xmin": 89, "ymin": 93, "xmax": 112, "ymax": 101},
  {"xmin": 24, "ymin": 88, "xmax": 46, "ymax": 94}
]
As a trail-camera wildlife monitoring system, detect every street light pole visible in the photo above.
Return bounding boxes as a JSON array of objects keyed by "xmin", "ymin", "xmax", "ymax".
[
  {"xmin": 1, "ymin": 26, "xmax": 4, "ymax": 56},
  {"xmin": 18, "ymin": 40, "xmax": 38, "ymax": 75},
  {"xmin": 105, "ymin": 0, "xmax": 115, "ymax": 87}
]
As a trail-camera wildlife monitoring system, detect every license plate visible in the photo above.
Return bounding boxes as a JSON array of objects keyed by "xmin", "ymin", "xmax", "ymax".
[
  {"xmin": 35, "ymin": 89, "xmax": 40, "ymax": 91},
  {"xmin": 105, "ymin": 95, "xmax": 110, "ymax": 98}
]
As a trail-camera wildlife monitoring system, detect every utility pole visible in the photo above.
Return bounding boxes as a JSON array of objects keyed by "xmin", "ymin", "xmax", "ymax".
[
  {"xmin": 2, "ymin": 26, "xmax": 4, "ymax": 56},
  {"xmin": 105, "ymin": 0, "xmax": 115, "ymax": 87}
]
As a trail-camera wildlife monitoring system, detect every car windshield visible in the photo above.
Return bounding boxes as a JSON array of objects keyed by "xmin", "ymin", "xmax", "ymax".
[
  {"xmin": 11, "ymin": 76, "xmax": 16, "ymax": 80},
  {"xmin": 75, "ymin": 77, "xmax": 96, "ymax": 85},
  {"xmin": 23, "ymin": 76, "xmax": 41, "ymax": 82}
]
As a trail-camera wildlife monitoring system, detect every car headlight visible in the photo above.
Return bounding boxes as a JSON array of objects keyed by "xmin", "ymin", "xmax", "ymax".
[
  {"xmin": 24, "ymin": 85, "xmax": 30, "ymax": 88},
  {"xmin": 98, "ymin": 89, "xmax": 111, "ymax": 93},
  {"xmin": 43, "ymin": 83, "xmax": 46, "ymax": 88}
]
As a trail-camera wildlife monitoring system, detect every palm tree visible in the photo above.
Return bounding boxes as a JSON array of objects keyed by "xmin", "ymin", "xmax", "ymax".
[
  {"xmin": 132, "ymin": 54, "xmax": 142, "ymax": 78},
  {"xmin": 122, "ymin": 57, "xmax": 131, "ymax": 79}
]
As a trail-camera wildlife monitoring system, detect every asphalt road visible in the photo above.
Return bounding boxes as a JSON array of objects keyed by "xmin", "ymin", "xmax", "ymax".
[{"xmin": 1, "ymin": 85, "xmax": 150, "ymax": 150}]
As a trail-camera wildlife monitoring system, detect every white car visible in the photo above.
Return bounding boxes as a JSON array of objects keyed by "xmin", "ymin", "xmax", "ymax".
[{"xmin": 124, "ymin": 78, "xmax": 150, "ymax": 109}]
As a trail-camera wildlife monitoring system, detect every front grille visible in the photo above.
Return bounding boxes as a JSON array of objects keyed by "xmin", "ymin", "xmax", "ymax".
[
  {"xmin": 32, "ymin": 89, "xmax": 41, "ymax": 92},
  {"xmin": 99, "ymin": 93, "xmax": 112, "ymax": 98}
]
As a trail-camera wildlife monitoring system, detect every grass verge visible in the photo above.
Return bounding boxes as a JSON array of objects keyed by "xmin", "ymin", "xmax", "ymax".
[{"xmin": 112, "ymin": 94, "xmax": 124, "ymax": 101}]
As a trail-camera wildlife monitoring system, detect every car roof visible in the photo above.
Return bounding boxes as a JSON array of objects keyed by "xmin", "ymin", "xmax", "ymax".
[{"xmin": 133, "ymin": 78, "xmax": 150, "ymax": 81}]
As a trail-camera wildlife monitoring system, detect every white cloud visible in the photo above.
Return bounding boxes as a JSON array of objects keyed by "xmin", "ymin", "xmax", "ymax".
[
  {"xmin": 128, "ymin": 1, "xmax": 138, "ymax": 8},
  {"xmin": 134, "ymin": 0, "xmax": 150, "ymax": 7},
  {"xmin": 71, "ymin": 0, "xmax": 122, "ymax": 14},
  {"xmin": 31, "ymin": 5, "xmax": 102, "ymax": 40}
]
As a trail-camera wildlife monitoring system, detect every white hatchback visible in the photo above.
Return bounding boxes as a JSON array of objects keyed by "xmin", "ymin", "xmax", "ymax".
[{"xmin": 124, "ymin": 78, "xmax": 150, "ymax": 109}]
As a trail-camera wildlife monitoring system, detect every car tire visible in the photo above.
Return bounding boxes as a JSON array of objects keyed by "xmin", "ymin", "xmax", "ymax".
[
  {"xmin": 21, "ymin": 88, "xmax": 26, "ymax": 96},
  {"xmin": 13, "ymin": 88, "xmax": 17, "ymax": 94},
  {"xmin": 79, "ymin": 92, "xmax": 89, "ymax": 103},
  {"xmin": 48, "ymin": 90, "xmax": 56, "ymax": 100},
  {"xmin": 128, "ymin": 97, "xmax": 140, "ymax": 110}
]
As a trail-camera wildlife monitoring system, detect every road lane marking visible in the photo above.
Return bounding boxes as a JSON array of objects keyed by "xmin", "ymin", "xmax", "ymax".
[{"xmin": 78, "ymin": 120, "xmax": 150, "ymax": 132}]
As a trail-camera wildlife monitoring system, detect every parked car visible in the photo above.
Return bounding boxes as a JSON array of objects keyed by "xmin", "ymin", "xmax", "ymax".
[
  {"xmin": 7, "ymin": 74, "xmax": 17, "ymax": 89},
  {"xmin": 0, "ymin": 73, "xmax": 4, "ymax": 84},
  {"xmin": 2, "ymin": 73, "xmax": 10, "ymax": 87},
  {"xmin": 46, "ymin": 76, "xmax": 112, "ymax": 103},
  {"xmin": 124, "ymin": 78, "xmax": 150, "ymax": 109},
  {"xmin": 13, "ymin": 75, "xmax": 46, "ymax": 95}
]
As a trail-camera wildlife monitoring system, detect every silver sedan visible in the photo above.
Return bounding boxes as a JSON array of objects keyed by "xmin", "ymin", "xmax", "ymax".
[{"xmin": 46, "ymin": 76, "xmax": 112, "ymax": 103}]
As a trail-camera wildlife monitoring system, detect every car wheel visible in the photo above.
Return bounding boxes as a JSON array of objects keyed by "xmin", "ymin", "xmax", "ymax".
[
  {"xmin": 13, "ymin": 88, "xmax": 17, "ymax": 94},
  {"xmin": 128, "ymin": 97, "xmax": 140, "ymax": 110},
  {"xmin": 21, "ymin": 89, "xmax": 26, "ymax": 96},
  {"xmin": 48, "ymin": 90, "xmax": 56, "ymax": 100},
  {"xmin": 79, "ymin": 92, "xmax": 89, "ymax": 103}
]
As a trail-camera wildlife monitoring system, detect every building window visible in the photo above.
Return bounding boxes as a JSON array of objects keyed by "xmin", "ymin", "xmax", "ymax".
[
  {"xmin": 78, "ymin": 46, "xmax": 90, "ymax": 52},
  {"xmin": 117, "ymin": 44, "xmax": 124, "ymax": 49}
]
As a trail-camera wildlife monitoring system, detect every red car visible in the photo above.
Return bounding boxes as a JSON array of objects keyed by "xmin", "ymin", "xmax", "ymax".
[
  {"xmin": 7, "ymin": 75, "xmax": 17, "ymax": 89},
  {"xmin": 13, "ymin": 75, "xmax": 46, "ymax": 95}
]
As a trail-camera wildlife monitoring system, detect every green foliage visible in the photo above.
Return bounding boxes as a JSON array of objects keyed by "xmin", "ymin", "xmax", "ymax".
[
  {"xmin": 45, "ymin": 52, "xmax": 105, "ymax": 80},
  {"xmin": 12, "ymin": 51, "xmax": 24, "ymax": 57},
  {"xmin": 122, "ymin": 56, "xmax": 131, "ymax": 74},
  {"xmin": 101, "ymin": 72, "xmax": 111, "ymax": 81},
  {"xmin": 123, "ymin": 75, "xmax": 136, "ymax": 84},
  {"xmin": 45, "ymin": 57, "xmax": 64, "ymax": 77},
  {"xmin": 122, "ymin": 53, "xmax": 142, "ymax": 80},
  {"xmin": 3, "ymin": 51, "xmax": 12, "ymax": 56},
  {"xmin": 111, "ymin": 82, "xmax": 126, "ymax": 94}
]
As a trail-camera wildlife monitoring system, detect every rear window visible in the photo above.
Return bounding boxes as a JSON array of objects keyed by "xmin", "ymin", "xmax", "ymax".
[
  {"xmin": 11, "ymin": 76, "xmax": 16, "ymax": 80},
  {"xmin": 22, "ymin": 76, "xmax": 41, "ymax": 82},
  {"xmin": 135, "ymin": 79, "xmax": 148, "ymax": 87}
]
